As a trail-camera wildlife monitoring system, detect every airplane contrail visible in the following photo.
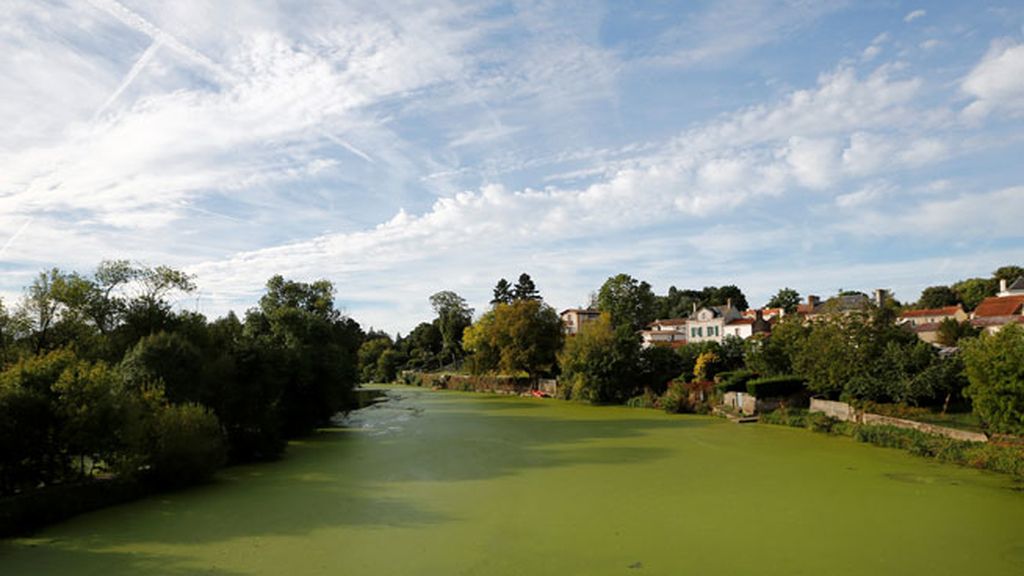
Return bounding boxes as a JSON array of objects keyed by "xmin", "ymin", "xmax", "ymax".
[
  {"xmin": 86, "ymin": 0, "xmax": 235, "ymax": 84},
  {"xmin": 93, "ymin": 37, "xmax": 164, "ymax": 120},
  {"xmin": 0, "ymin": 218, "xmax": 34, "ymax": 259}
]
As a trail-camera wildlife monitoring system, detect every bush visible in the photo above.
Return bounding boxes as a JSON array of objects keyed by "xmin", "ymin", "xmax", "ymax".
[
  {"xmin": 747, "ymin": 375, "xmax": 806, "ymax": 398},
  {"xmin": 147, "ymin": 403, "xmax": 226, "ymax": 486},
  {"xmin": 806, "ymin": 412, "xmax": 840, "ymax": 434},
  {"xmin": 715, "ymin": 370, "xmax": 756, "ymax": 393},
  {"xmin": 661, "ymin": 382, "xmax": 691, "ymax": 414},
  {"xmin": 962, "ymin": 324, "xmax": 1024, "ymax": 434},
  {"xmin": 759, "ymin": 408, "xmax": 807, "ymax": 428},
  {"xmin": 851, "ymin": 425, "xmax": 1024, "ymax": 479},
  {"xmin": 626, "ymin": 388, "xmax": 659, "ymax": 409}
]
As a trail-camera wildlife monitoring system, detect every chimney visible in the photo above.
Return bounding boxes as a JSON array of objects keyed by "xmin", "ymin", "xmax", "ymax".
[
  {"xmin": 807, "ymin": 295, "xmax": 820, "ymax": 307},
  {"xmin": 874, "ymin": 288, "xmax": 888, "ymax": 307},
  {"xmin": 1000, "ymin": 278, "xmax": 1008, "ymax": 294},
  {"xmin": 727, "ymin": 298, "xmax": 732, "ymax": 309},
  {"xmin": 755, "ymin": 309, "xmax": 764, "ymax": 322},
  {"xmin": 692, "ymin": 302, "xmax": 697, "ymax": 314}
]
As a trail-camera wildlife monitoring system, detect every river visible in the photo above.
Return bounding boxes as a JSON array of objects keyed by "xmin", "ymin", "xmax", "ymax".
[{"xmin": 2, "ymin": 386, "xmax": 1022, "ymax": 575}]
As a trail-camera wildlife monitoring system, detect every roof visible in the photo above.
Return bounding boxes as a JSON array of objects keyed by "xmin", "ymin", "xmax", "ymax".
[
  {"xmin": 973, "ymin": 295, "xmax": 1024, "ymax": 318},
  {"xmin": 743, "ymin": 308, "xmax": 783, "ymax": 318},
  {"xmin": 899, "ymin": 306, "xmax": 962, "ymax": 319},
  {"xmin": 560, "ymin": 308, "xmax": 600, "ymax": 316},
  {"xmin": 911, "ymin": 322, "xmax": 942, "ymax": 333},
  {"xmin": 971, "ymin": 316, "xmax": 1024, "ymax": 328},
  {"xmin": 726, "ymin": 318, "xmax": 755, "ymax": 326},
  {"xmin": 647, "ymin": 318, "xmax": 688, "ymax": 327},
  {"xmin": 1008, "ymin": 276, "xmax": 1024, "ymax": 291}
]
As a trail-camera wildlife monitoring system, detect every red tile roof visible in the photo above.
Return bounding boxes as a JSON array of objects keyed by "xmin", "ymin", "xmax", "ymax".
[
  {"xmin": 726, "ymin": 318, "xmax": 755, "ymax": 325},
  {"xmin": 971, "ymin": 316, "xmax": 1024, "ymax": 328},
  {"xmin": 899, "ymin": 306, "xmax": 962, "ymax": 318},
  {"xmin": 973, "ymin": 295, "xmax": 1024, "ymax": 318}
]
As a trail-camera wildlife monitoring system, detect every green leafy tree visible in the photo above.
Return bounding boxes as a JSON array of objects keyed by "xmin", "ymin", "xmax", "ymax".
[
  {"xmin": 463, "ymin": 299, "xmax": 562, "ymax": 379},
  {"xmin": 916, "ymin": 285, "xmax": 960, "ymax": 309},
  {"xmin": 558, "ymin": 314, "xmax": 641, "ymax": 403},
  {"xmin": 120, "ymin": 332, "xmax": 203, "ymax": 404},
  {"xmin": 701, "ymin": 285, "xmax": 749, "ymax": 310},
  {"xmin": 429, "ymin": 291, "xmax": 473, "ymax": 366},
  {"xmin": 952, "ymin": 278, "xmax": 996, "ymax": 311},
  {"xmin": 358, "ymin": 338, "xmax": 394, "ymax": 383},
  {"xmin": 993, "ymin": 265, "xmax": 1024, "ymax": 284},
  {"xmin": 147, "ymin": 402, "xmax": 226, "ymax": 486},
  {"xmin": 962, "ymin": 324, "xmax": 1024, "ymax": 434},
  {"xmin": 936, "ymin": 318, "xmax": 979, "ymax": 347},
  {"xmin": 597, "ymin": 274, "xmax": 657, "ymax": 330},
  {"xmin": 766, "ymin": 287, "xmax": 801, "ymax": 314}
]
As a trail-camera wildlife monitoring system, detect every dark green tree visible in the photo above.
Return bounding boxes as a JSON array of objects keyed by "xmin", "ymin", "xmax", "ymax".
[
  {"xmin": 491, "ymin": 278, "xmax": 513, "ymax": 306},
  {"xmin": 512, "ymin": 273, "xmax": 541, "ymax": 301},
  {"xmin": 429, "ymin": 291, "xmax": 473, "ymax": 366},
  {"xmin": 766, "ymin": 287, "xmax": 801, "ymax": 314},
  {"xmin": 962, "ymin": 323, "xmax": 1024, "ymax": 434},
  {"xmin": 916, "ymin": 285, "xmax": 960, "ymax": 309}
]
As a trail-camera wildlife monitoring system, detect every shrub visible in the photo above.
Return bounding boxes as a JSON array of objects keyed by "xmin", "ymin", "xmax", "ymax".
[
  {"xmin": 715, "ymin": 370, "xmax": 756, "ymax": 393},
  {"xmin": 759, "ymin": 408, "xmax": 807, "ymax": 428},
  {"xmin": 626, "ymin": 388, "xmax": 659, "ymax": 409},
  {"xmin": 806, "ymin": 412, "xmax": 840, "ymax": 434},
  {"xmin": 147, "ymin": 403, "xmax": 226, "ymax": 486},
  {"xmin": 747, "ymin": 375, "xmax": 806, "ymax": 398},
  {"xmin": 661, "ymin": 382, "xmax": 691, "ymax": 414}
]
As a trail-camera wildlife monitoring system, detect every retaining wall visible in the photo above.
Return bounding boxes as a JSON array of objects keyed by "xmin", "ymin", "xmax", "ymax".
[{"xmin": 808, "ymin": 398, "xmax": 988, "ymax": 443}]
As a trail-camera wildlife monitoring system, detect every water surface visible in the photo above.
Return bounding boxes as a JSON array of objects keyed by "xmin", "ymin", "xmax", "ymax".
[{"xmin": 2, "ymin": 386, "xmax": 1022, "ymax": 575}]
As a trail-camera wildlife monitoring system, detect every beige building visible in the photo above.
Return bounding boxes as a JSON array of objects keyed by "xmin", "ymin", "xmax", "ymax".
[
  {"xmin": 898, "ymin": 305, "xmax": 968, "ymax": 343},
  {"xmin": 560, "ymin": 308, "xmax": 600, "ymax": 335}
]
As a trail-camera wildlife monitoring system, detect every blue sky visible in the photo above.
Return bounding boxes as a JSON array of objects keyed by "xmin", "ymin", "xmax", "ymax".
[{"xmin": 1, "ymin": 0, "xmax": 1023, "ymax": 334}]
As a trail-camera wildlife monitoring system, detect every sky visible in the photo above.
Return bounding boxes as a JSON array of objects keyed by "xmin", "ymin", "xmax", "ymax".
[{"xmin": 1, "ymin": 0, "xmax": 1023, "ymax": 335}]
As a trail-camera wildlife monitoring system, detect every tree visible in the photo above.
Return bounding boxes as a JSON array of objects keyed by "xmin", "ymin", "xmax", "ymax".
[
  {"xmin": 702, "ymin": 285, "xmax": 748, "ymax": 310},
  {"xmin": 952, "ymin": 278, "xmax": 995, "ymax": 311},
  {"xmin": 558, "ymin": 314, "xmax": 641, "ymax": 403},
  {"xmin": 512, "ymin": 273, "xmax": 540, "ymax": 301},
  {"xmin": 744, "ymin": 317, "xmax": 808, "ymax": 377},
  {"xmin": 462, "ymin": 299, "xmax": 563, "ymax": 380},
  {"xmin": 962, "ymin": 323, "xmax": 1024, "ymax": 434},
  {"xmin": 656, "ymin": 286, "xmax": 702, "ymax": 319},
  {"xmin": 596, "ymin": 274, "xmax": 657, "ymax": 330},
  {"xmin": 936, "ymin": 318, "xmax": 979, "ymax": 347},
  {"xmin": 491, "ymin": 278, "xmax": 513, "ymax": 306},
  {"xmin": 766, "ymin": 287, "xmax": 801, "ymax": 314},
  {"xmin": 429, "ymin": 291, "xmax": 473, "ymax": 366},
  {"xmin": 358, "ymin": 338, "xmax": 393, "ymax": 383},
  {"xmin": 993, "ymin": 265, "xmax": 1024, "ymax": 284},
  {"xmin": 120, "ymin": 332, "xmax": 203, "ymax": 404},
  {"xmin": 916, "ymin": 285, "xmax": 960, "ymax": 309}
]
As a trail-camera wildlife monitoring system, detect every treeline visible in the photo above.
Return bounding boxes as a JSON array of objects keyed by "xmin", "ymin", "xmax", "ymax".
[
  {"xmin": 0, "ymin": 262, "xmax": 362, "ymax": 496},
  {"xmin": 371, "ymin": 267, "xmax": 1024, "ymax": 438}
]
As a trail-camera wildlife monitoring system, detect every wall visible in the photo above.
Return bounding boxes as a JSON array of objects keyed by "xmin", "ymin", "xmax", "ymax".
[{"xmin": 808, "ymin": 398, "xmax": 988, "ymax": 443}]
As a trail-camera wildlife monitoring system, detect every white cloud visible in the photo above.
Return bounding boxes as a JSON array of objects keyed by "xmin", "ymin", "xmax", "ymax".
[
  {"xmin": 904, "ymin": 10, "xmax": 926, "ymax": 23},
  {"xmin": 962, "ymin": 39, "xmax": 1024, "ymax": 119}
]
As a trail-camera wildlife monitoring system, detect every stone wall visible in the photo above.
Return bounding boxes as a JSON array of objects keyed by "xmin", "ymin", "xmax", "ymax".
[{"xmin": 809, "ymin": 398, "xmax": 988, "ymax": 443}]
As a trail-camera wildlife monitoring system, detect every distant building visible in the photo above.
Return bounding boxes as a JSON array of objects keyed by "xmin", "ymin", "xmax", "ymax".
[
  {"xmin": 796, "ymin": 289, "xmax": 888, "ymax": 320},
  {"xmin": 639, "ymin": 318, "xmax": 688, "ymax": 348},
  {"xmin": 971, "ymin": 277, "xmax": 1024, "ymax": 334},
  {"xmin": 898, "ymin": 305, "xmax": 968, "ymax": 343},
  {"xmin": 560, "ymin": 308, "xmax": 600, "ymax": 335}
]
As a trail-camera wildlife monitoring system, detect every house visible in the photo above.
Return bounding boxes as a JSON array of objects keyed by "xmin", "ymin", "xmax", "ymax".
[
  {"xmin": 640, "ymin": 318, "xmax": 687, "ymax": 348},
  {"xmin": 796, "ymin": 289, "xmax": 888, "ymax": 320},
  {"xmin": 971, "ymin": 278, "xmax": 1024, "ymax": 334},
  {"xmin": 742, "ymin": 307, "xmax": 784, "ymax": 321},
  {"xmin": 686, "ymin": 301, "xmax": 745, "ymax": 343},
  {"xmin": 898, "ymin": 305, "xmax": 968, "ymax": 343},
  {"xmin": 560, "ymin": 308, "xmax": 600, "ymax": 335}
]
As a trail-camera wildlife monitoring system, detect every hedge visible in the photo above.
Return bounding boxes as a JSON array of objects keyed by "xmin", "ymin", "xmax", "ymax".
[
  {"xmin": 715, "ymin": 370, "xmax": 757, "ymax": 393},
  {"xmin": 747, "ymin": 375, "xmax": 807, "ymax": 398}
]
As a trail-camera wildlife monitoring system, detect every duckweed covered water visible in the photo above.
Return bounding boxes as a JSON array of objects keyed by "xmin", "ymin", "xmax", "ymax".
[{"xmin": 2, "ymin": 386, "xmax": 1022, "ymax": 575}]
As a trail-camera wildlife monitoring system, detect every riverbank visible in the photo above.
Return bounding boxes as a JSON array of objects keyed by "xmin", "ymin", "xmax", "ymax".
[{"xmin": 4, "ymin": 387, "xmax": 1021, "ymax": 576}]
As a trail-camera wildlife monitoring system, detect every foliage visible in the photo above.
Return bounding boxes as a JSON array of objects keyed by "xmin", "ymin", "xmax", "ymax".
[
  {"xmin": 120, "ymin": 332, "xmax": 203, "ymax": 404},
  {"xmin": 491, "ymin": 278, "xmax": 513, "ymax": 306},
  {"xmin": 758, "ymin": 407, "xmax": 808, "ymax": 428},
  {"xmin": 714, "ymin": 370, "xmax": 756, "ymax": 393},
  {"xmin": 596, "ymin": 273, "xmax": 658, "ymax": 331},
  {"xmin": 692, "ymin": 351, "xmax": 721, "ymax": 382},
  {"xmin": 766, "ymin": 287, "xmax": 801, "ymax": 314},
  {"xmin": 660, "ymin": 381, "xmax": 692, "ymax": 414},
  {"xmin": 558, "ymin": 313, "xmax": 640, "ymax": 403},
  {"xmin": 935, "ymin": 318, "xmax": 978, "ymax": 347},
  {"xmin": 852, "ymin": 425, "xmax": 1024, "ymax": 479},
  {"xmin": 951, "ymin": 278, "xmax": 995, "ymax": 311},
  {"xmin": 429, "ymin": 291, "xmax": 473, "ymax": 366},
  {"xmin": 743, "ymin": 317, "xmax": 807, "ymax": 377},
  {"xmin": 463, "ymin": 299, "xmax": 563, "ymax": 379},
  {"xmin": 746, "ymin": 375, "xmax": 806, "ymax": 398},
  {"xmin": 916, "ymin": 285, "xmax": 960, "ymax": 309},
  {"xmin": 635, "ymin": 345, "xmax": 685, "ymax": 395},
  {"xmin": 147, "ymin": 403, "xmax": 226, "ymax": 486},
  {"xmin": 962, "ymin": 324, "xmax": 1024, "ymax": 434},
  {"xmin": 358, "ymin": 337, "xmax": 393, "ymax": 383},
  {"xmin": 512, "ymin": 273, "xmax": 541, "ymax": 301}
]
